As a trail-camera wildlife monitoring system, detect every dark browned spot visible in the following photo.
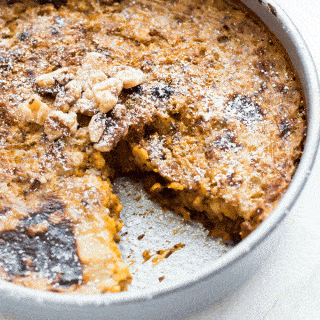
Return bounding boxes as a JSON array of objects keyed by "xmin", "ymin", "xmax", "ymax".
[
  {"xmin": 171, "ymin": 111, "xmax": 182, "ymax": 122},
  {"xmin": 26, "ymin": 69, "xmax": 35, "ymax": 78},
  {"xmin": 225, "ymin": 95, "xmax": 263, "ymax": 124},
  {"xmin": 122, "ymin": 84, "xmax": 144, "ymax": 98},
  {"xmin": 81, "ymin": 199, "xmax": 90, "ymax": 207},
  {"xmin": 222, "ymin": 24, "xmax": 230, "ymax": 31},
  {"xmin": 205, "ymin": 131, "xmax": 240, "ymax": 160},
  {"xmin": 36, "ymin": 81, "xmax": 65, "ymax": 99},
  {"xmin": 213, "ymin": 130, "xmax": 238, "ymax": 151},
  {"xmin": 255, "ymin": 46, "xmax": 267, "ymax": 56},
  {"xmin": 276, "ymin": 84, "xmax": 289, "ymax": 94},
  {"xmin": 279, "ymin": 118, "xmax": 292, "ymax": 138},
  {"xmin": 255, "ymin": 59, "xmax": 274, "ymax": 75},
  {"xmin": 0, "ymin": 54, "xmax": 13, "ymax": 72},
  {"xmin": 77, "ymin": 113, "xmax": 91, "ymax": 128},
  {"xmin": 51, "ymin": 28, "xmax": 60, "ymax": 37},
  {"xmin": 0, "ymin": 208, "xmax": 11, "ymax": 216},
  {"xmin": 32, "ymin": 39, "xmax": 38, "ymax": 48},
  {"xmin": 152, "ymin": 85, "xmax": 174, "ymax": 100},
  {"xmin": 158, "ymin": 275, "xmax": 165, "ymax": 282},
  {"xmin": 37, "ymin": 0, "xmax": 67, "ymax": 9},
  {"xmin": 217, "ymin": 35, "xmax": 229, "ymax": 43},
  {"xmin": 28, "ymin": 179, "xmax": 41, "ymax": 193},
  {"xmin": 0, "ymin": 200, "xmax": 82, "ymax": 286},
  {"xmin": 18, "ymin": 31, "xmax": 31, "ymax": 42}
]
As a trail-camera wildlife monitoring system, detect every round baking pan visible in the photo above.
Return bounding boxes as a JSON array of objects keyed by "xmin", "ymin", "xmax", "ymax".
[{"xmin": 0, "ymin": 0, "xmax": 319, "ymax": 319}]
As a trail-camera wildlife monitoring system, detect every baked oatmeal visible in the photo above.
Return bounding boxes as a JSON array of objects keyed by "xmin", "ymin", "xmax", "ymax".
[{"xmin": 0, "ymin": 0, "xmax": 306, "ymax": 293}]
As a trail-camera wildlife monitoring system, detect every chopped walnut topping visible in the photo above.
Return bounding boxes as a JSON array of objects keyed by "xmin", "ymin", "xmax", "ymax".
[
  {"xmin": 86, "ymin": 103, "xmax": 131, "ymax": 151},
  {"xmin": 65, "ymin": 80, "xmax": 82, "ymax": 100},
  {"xmin": 18, "ymin": 94, "xmax": 51, "ymax": 125},
  {"xmin": 113, "ymin": 66, "xmax": 146, "ymax": 89},
  {"xmin": 29, "ymin": 52, "xmax": 145, "ymax": 146},
  {"xmin": 92, "ymin": 78, "xmax": 123, "ymax": 113},
  {"xmin": 64, "ymin": 150, "xmax": 84, "ymax": 167},
  {"xmin": 77, "ymin": 69, "xmax": 109, "ymax": 92},
  {"xmin": 73, "ymin": 127, "xmax": 90, "ymax": 145},
  {"xmin": 44, "ymin": 111, "xmax": 78, "ymax": 141},
  {"xmin": 94, "ymin": 90, "xmax": 118, "ymax": 114},
  {"xmin": 36, "ymin": 67, "xmax": 73, "ymax": 87},
  {"xmin": 35, "ymin": 53, "xmax": 145, "ymax": 117},
  {"xmin": 53, "ymin": 79, "xmax": 82, "ymax": 112},
  {"xmin": 72, "ymin": 97, "xmax": 98, "ymax": 116},
  {"xmin": 88, "ymin": 113, "xmax": 107, "ymax": 143},
  {"xmin": 112, "ymin": 104, "xmax": 127, "ymax": 119},
  {"xmin": 92, "ymin": 114, "xmax": 129, "ymax": 152},
  {"xmin": 82, "ymin": 88, "xmax": 94, "ymax": 100},
  {"xmin": 92, "ymin": 78, "xmax": 123, "ymax": 96}
]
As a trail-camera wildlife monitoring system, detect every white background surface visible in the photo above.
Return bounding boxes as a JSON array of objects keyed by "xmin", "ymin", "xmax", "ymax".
[{"xmin": 189, "ymin": 0, "xmax": 320, "ymax": 319}]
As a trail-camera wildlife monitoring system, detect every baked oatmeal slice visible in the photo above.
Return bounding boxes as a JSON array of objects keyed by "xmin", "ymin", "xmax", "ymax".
[{"xmin": 0, "ymin": 113, "xmax": 131, "ymax": 292}]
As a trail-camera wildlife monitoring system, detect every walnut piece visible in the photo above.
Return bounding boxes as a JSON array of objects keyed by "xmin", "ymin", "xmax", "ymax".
[
  {"xmin": 92, "ymin": 78, "xmax": 123, "ymax": 96},
  {"xmin": 35, "ymin": 67, "xmax": 73, "ymax": 87},
  {"xmin": 92, "ymin": 78, "xmax": 123, "ymax": 113},
  {"xmin": 77, "ymin": 69, "xmax": 109, "ymax": 92},
  {"xmin": 88, "ymin": 104, "xmax": 130, "ymax": 150},
  {"xmin": 44, "ymin": 111, "xmax": 78, "ymax": 141},
  {"xmin": 88, "ymin": 113, "xmax": 107, "ymax": 143},
  {"xmin": 18, "ymin": 94, "xmax": 51, "ymax": 125},
  {"xmin": 72, "ymin": 97, "xmax": 98, "ymax": 116},
  {"xmin": 92, "ymin": 114, "xmax": 129, "ymax": 152},
  {"xmin": 113, "ymin": 66, "xmax": 146, "ymax": 89},
  {"xmin": 53, "ymin": 79, "xmax": 83, "ymax": 112}
]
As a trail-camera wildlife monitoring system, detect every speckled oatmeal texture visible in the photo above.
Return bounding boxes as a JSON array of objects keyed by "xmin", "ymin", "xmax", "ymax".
[{"xmin": 0, "ymin": 0, "xmax": 306, "ymax": 293}]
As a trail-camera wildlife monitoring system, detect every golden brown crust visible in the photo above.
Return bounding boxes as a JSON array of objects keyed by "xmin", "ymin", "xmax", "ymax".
[{"xmin": 0, "ymin": 0, "xmax": 306, "ymax": 292}]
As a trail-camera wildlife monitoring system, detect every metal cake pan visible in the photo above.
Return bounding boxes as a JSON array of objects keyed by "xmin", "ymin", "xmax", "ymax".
[{"xmin": 0, "ymin": 0, "xmax": 319, "ymax": 319}]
